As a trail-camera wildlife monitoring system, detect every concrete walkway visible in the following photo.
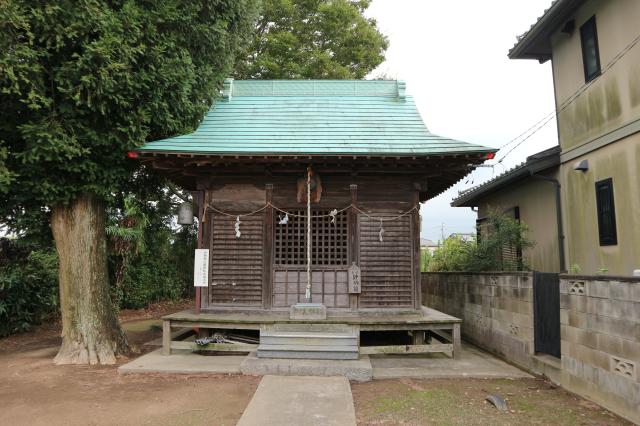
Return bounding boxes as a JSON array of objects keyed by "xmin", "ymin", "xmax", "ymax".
[{"xmin": 237, "ymin": 375, "xmax": 356, "ymax": 426}]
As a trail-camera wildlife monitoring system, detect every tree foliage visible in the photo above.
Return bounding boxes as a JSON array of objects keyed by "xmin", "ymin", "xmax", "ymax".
[
  {"xmin": 235, "ymin": 0, "xmax": 388, "ymax": 79},
  {"xmin": 0, "ymin": 0, "xmax": 259, "ymax": 361},
  {"xmin": 0, "ymin": 239, "xmax": 59, "ymax": 337},
  {"xmin": 106, "ymin": 188, "xmax": 197, "ymax": 310},
  {"xmin": 429, "ymin": 212, "xmax": 534, "ymax": 272},
  {"xmin": 0, "ymin": 0, "xmax": 259, "ymax": 220}
]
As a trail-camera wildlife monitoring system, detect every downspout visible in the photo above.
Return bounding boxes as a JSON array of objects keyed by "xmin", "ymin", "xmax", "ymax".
[{"xmin": 529, "ymin": 172, "xmax": 566, "ymax": 272}]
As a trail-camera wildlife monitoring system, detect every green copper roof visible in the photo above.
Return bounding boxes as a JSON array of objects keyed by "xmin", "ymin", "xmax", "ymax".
[{"xmin": 137, "ymin": 79, "xmax": 495, "ymax": 157}]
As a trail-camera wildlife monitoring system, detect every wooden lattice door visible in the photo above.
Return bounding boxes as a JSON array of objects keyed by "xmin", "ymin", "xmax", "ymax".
[{"xmin": 272, "ymin": 209, "xmax": 350, "ymax": 308}]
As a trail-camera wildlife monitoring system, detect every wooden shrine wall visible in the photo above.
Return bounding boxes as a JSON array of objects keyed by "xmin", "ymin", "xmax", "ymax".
[{"xmin": 199, "ymin": 174, "xmax": 420, "ymax": 311}]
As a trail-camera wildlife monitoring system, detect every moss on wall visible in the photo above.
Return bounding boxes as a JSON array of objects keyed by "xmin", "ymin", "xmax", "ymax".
[
  {"xmin": 562, "ymin": 135, "xmax": 640, "ymax": 275},
  {"xmin": 604, "ymin": 78, "xmax": 622, "ymax": 121},
  {"xmin": 629, "ymin": 64, "xmax": 640, "ymax": 108}
]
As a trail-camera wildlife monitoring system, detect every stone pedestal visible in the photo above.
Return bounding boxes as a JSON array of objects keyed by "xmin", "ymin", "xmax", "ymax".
[{"xmin": 289, "ymin": 303, "xmax": 327, "ymax": 320}]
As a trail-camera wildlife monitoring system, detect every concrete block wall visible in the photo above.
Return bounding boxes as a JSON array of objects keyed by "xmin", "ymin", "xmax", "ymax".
[
  {"xmin": 422, "ymin": 272, "xmax": 640, "ymax": 424},
  {"xmin": 559, "ymin": 275, "xmax": 640, "ymax": 423},
  {"xmin": 422, "ymin": 272, "xmax": 535, "ymax": 370}
]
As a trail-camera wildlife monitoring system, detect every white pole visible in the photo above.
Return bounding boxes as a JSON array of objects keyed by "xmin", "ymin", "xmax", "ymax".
[{"xmin": 305, "ymin": 166, "xmax": 312, "ymax": 302}]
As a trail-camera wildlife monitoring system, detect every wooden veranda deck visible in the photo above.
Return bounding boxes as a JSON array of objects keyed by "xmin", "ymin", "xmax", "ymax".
[{"xmin": 162, "ymin": 306, "xmax": 462, "ymax": 358}]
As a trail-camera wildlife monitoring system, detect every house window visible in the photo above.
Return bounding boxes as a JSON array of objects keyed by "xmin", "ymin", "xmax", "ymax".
[
  {"xmin": 595, "ymin": 178, "xmax": 617, "ymax": 246},
  {"xmin": 580, "ymin": 16, "xmax": 601, "ymax": 82},
  {"xmin": 274, "ymin": 209, "xmax": 348, "ymax": 266}
]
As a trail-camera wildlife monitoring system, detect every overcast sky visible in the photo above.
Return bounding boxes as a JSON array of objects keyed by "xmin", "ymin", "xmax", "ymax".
[{"xmin": 365, "ymin": 0, "xmax": 559, "ymax": 242}]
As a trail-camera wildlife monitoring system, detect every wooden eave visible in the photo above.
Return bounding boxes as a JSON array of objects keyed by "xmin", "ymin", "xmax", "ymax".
[{"xmin": 139, "ymin": 151, "xmax": 490, "ymax": 201}]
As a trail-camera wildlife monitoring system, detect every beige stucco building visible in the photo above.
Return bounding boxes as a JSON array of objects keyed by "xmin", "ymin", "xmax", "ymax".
[
  {"xmin": 456, "ymin": 0, "xmax": 640, "ymax": 276},
  {"xmin": 452, "ymin": 147, "xmax": 563, "ymax": 273}
]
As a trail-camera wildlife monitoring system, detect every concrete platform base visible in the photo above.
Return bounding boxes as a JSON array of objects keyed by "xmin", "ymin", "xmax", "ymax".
[
  {"xmin": 118, "ymin": 343, "xmax": 532, "ymax": 381},
  {"xmin": 370, "ymin": 344, "xmax": 531, "ymax": 379},
  {"xmin": 118, "ymin": 349, "xmax": 244, "ymax": 375},
  {"xmin": 241, "ymin": 352, "xmax": 372, "ymax": 382},
  {"xmin": 237, "ymin": 375, "xmax": 356, "ymax": 426}
]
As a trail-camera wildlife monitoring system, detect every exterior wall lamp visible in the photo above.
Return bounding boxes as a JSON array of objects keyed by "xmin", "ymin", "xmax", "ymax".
[{"xmin": 573, "ymin": 159, "xmax": 589, "ymax": 172}]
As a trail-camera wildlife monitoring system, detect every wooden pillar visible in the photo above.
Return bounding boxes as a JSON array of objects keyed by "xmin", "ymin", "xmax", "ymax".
[
  {"xmin": 452, "ymin": 323, "xmax": 462, "ymax": 359},
  {"xmin": 162, "ymin": 319, "xmax": 171, "ymax": 356},
  {"xmin": 192, "ymin": 190, "xmax": 205, "ymax": 314},
  {"xmin": 412, "ymin": 191, "xmax": 422, "ymax": 310},
  {"xmin": 263, "ymin": 184, "xmax": 274, "ymax": 309},
  {"xmin": 349, "ymin": 184, "xmax": 358, "ymax": 311},
  {"xmin": 412, "ymin": 330, "xmax": 425, "ymax": 345}
]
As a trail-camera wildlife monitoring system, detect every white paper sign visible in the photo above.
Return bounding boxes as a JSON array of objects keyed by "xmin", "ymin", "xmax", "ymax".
[{"xmin": 193, "ymin": 249, "xmax": 209, "ymax": 287}]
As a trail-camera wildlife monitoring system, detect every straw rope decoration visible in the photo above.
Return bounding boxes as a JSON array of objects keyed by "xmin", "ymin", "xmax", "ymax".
[
  {"xmin": 201, "ymin": 189, "xmax": 420, "ymax": 279},
  {"xmin": 203, "ymin": 202, "xmax": 418, "ymax": 222},
  {"xmin": 201, "ymin": 182, "xmax": 420, "ymax": 304}
]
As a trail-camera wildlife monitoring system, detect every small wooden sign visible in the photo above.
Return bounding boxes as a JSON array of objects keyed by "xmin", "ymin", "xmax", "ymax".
[
  {"xmin": 348, "ymin": 262, "xmax": 361, "ymax": 294},
  {"xmin": 193, "ymin": 249, "xmax": 209, "ymax": 287}
]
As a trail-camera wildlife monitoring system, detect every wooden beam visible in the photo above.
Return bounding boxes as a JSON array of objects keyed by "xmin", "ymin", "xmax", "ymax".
[
  {"xmin": 171, "ymin": 341, "xmax": 258, "ymax": 352},
  {"xmin": 360, "ymin": 344, "xmax": 453, "ymax": 355}
]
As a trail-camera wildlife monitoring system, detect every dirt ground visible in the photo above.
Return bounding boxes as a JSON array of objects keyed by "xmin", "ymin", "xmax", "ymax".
[
  {"xmin": 0, "ymin": 301, "xmax": 630, "ymax": 426},
  {"xmin": 352, "ymin": 378, "xmax": 630, "ymax": 426},
  {"xmin": 0, "ymin": 300, "xmax": 259, "ymax": 426}
]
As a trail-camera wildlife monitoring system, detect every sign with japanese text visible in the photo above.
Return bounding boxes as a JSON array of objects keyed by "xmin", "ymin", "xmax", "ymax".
[{"xmin": 193, "ymin": 249, "xmax": 209, "ymax": 287}]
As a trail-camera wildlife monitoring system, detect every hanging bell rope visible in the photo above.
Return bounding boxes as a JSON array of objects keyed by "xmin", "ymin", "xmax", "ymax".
[{"xmin": 305, "ymin": 166, "xmax": 312, "ymax": 302}]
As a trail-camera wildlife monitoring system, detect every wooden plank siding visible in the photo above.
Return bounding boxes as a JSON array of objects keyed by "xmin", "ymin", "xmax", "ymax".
[
  {"xmin": 203, "ymin": 176, "xmax": 419, "ymax": 311},
  {"xmin": 208, "ymin": 213, "xmax": 264, "ymax": 306},
  {"xmin": 358, "ymin": 214, "xmax": 414, "ymax": 308}
]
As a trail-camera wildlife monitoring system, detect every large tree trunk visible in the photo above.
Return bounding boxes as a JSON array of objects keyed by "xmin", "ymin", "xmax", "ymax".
[{"xmin": 51, "ymin": 192, "xmax": 128, "ymax": 365}]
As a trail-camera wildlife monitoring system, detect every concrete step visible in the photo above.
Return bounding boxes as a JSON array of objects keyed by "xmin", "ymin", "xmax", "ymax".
[
  {"xmin": 261, "ymin": 331, "xmax": 357, "ymax": 347},
  {"xmin": 258, "ymin": 324, "xmax": 359, "ymax": 360},
  {"xmin": 258, "ymin": 344, "xmax": 358, "ymax": 352},
  {"xmin": 257, "ymin": 344, "xmax": 359, "ymax": 360},
  {"xmin": 240, "ymin": 352, "xmax": 372, "ymax": 381},
  {"xmin": 267, "ymin": 323, "xmax": 356, "ymax": 334},
  {"xmin": 261, "ymin": 336, "xmax": 358, "ymax": 346}
]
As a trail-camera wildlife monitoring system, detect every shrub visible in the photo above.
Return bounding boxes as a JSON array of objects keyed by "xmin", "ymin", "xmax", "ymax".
[
  {"xmin": 117, "ymin": 225, "xmax": 195, "ymax": 309},
  {"xmin": 420, "ymin": 248, "xmax": 432, "ymax": 272},
  {"xmin": 0, "ymin": 243, "xmax": 59, "ymax": 336},
  {"xmin": 428, "ymin": 212, "xmax": 534, "ymax": 272},
  {"xmin": 428, "ymin": 235, "xmax": 474, "ymax": 272}
]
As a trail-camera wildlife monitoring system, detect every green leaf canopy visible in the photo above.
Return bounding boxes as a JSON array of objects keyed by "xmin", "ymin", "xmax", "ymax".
[
  {"xmin": 235, "ymin": 0, "xmax": 388, "ymax": 79},
  {"xmin": 0, "ymin": 0, "xmax": 259, "ymax": 219}
]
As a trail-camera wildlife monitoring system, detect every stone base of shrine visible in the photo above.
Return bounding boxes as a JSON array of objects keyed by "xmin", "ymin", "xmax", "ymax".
[
  {"xmin": 160, "ymin": 306, "xmax": 462, "ymax": 359},
  {"xmin": 118, "ymin": 344, "xmax": 532, "ymax": 381}
]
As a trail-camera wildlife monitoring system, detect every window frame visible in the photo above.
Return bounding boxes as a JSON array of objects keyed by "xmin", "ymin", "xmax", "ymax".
[
  {"xmin": 595, "ymin": 178, "xmax": 617, "ymax": 246},
  {"xmin": 580, "ymin": 15, "xmax": 602, "ymax": 83}
]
